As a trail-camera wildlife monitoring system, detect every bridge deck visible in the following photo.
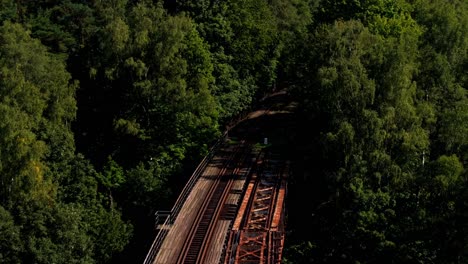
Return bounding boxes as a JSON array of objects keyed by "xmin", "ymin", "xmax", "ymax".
[
  {"xmin": 153, "ymin": 142, "xmax": 253, "ymax": 264},
  {"xmin": 204, "ymin": 156, "xmax": 254, "ymax": 264},
  {"xmin": 153, "ymin": 149, "xmax": 232, "ymax": 264},
  {"xmin": 146, "ymin": 90, "xmax": 294, "ymax": 264}
]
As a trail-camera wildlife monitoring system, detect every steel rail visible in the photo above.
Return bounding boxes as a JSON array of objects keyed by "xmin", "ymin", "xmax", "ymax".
[
  {"xmin": 143, "ymin": 133, "xmax": 227, "ymax": 264},
  {"xmin": 197, "ymin": 146, "xmax": 252, "ymax": 263},
  {"xmin": 176, "ymin": 142, "xmax": 244, "ymax": 263}
]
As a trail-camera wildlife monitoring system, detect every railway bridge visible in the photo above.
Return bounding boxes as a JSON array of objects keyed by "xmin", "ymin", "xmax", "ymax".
[{"xmin": 144, "ymin": 92, "xmax": 293, "ymax": 264}]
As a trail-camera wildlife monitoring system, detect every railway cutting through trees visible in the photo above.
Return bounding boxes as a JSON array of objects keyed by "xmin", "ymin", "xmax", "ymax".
[{"xmin": 144, "ymin": 91, "xmax": 296, "ymax": 264}]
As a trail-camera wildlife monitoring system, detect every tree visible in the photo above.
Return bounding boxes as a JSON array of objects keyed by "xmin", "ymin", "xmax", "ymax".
[
  {"xmin": 177, "ymin": 0, "xmax": 285, "ymax": 120},
  {"xmin": 0, "ymin": 21, "xmax": 75, "ymax": 206},
  {"xmin": 0, "ymin": 206, "xmax": 22, "ymax": 263},
  {"xmin": 0, "ymin": 21, "xmax": 131, "ymax": 263}
]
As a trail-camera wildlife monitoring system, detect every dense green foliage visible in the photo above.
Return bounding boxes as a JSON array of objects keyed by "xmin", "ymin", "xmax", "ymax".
[
  {"xmin": 0, "ymin": 21, "xmax": 131, "ymax": 263},
  {"xmin": 0, "ymin": 0, "xmax": 466, "ymax": 263},
  {"xmin": 285, "ymin": 0, "xmax": 468, "ymax": 263},
  {"xmin": 0, "ymin": 0, "xmax": 293, "ymax": 262}
]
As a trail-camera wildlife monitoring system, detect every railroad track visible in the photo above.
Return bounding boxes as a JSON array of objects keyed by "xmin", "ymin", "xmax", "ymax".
[
  {"xmin": 177, "ymin": 141, "xmax": 251, "ymax": 263},
  {"xmin": 145, "ymin": 102, "xmax": 290, "ymax": 264}
]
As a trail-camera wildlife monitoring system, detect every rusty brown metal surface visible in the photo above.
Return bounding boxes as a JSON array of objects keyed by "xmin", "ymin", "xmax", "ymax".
[{"xmin": 224, "ymin": 154, "xmax": 288, "ymax": 264}]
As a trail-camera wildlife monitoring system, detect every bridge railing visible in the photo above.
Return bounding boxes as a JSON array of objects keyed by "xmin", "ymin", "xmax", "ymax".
[{"xmin": 143, "ymin": 133, "xmax": 227, "ymax": 264}]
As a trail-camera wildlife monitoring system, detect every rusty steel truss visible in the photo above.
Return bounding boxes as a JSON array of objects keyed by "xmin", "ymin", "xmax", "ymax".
[{"xmin": 224, "ymin": 154, "xmax": 288, "ymax": 264}]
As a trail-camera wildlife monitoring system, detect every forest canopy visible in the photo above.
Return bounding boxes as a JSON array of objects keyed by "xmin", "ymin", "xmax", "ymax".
[{"xmin": 0, "ymin": 0, "xmax": 466, "ymax": 263}]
